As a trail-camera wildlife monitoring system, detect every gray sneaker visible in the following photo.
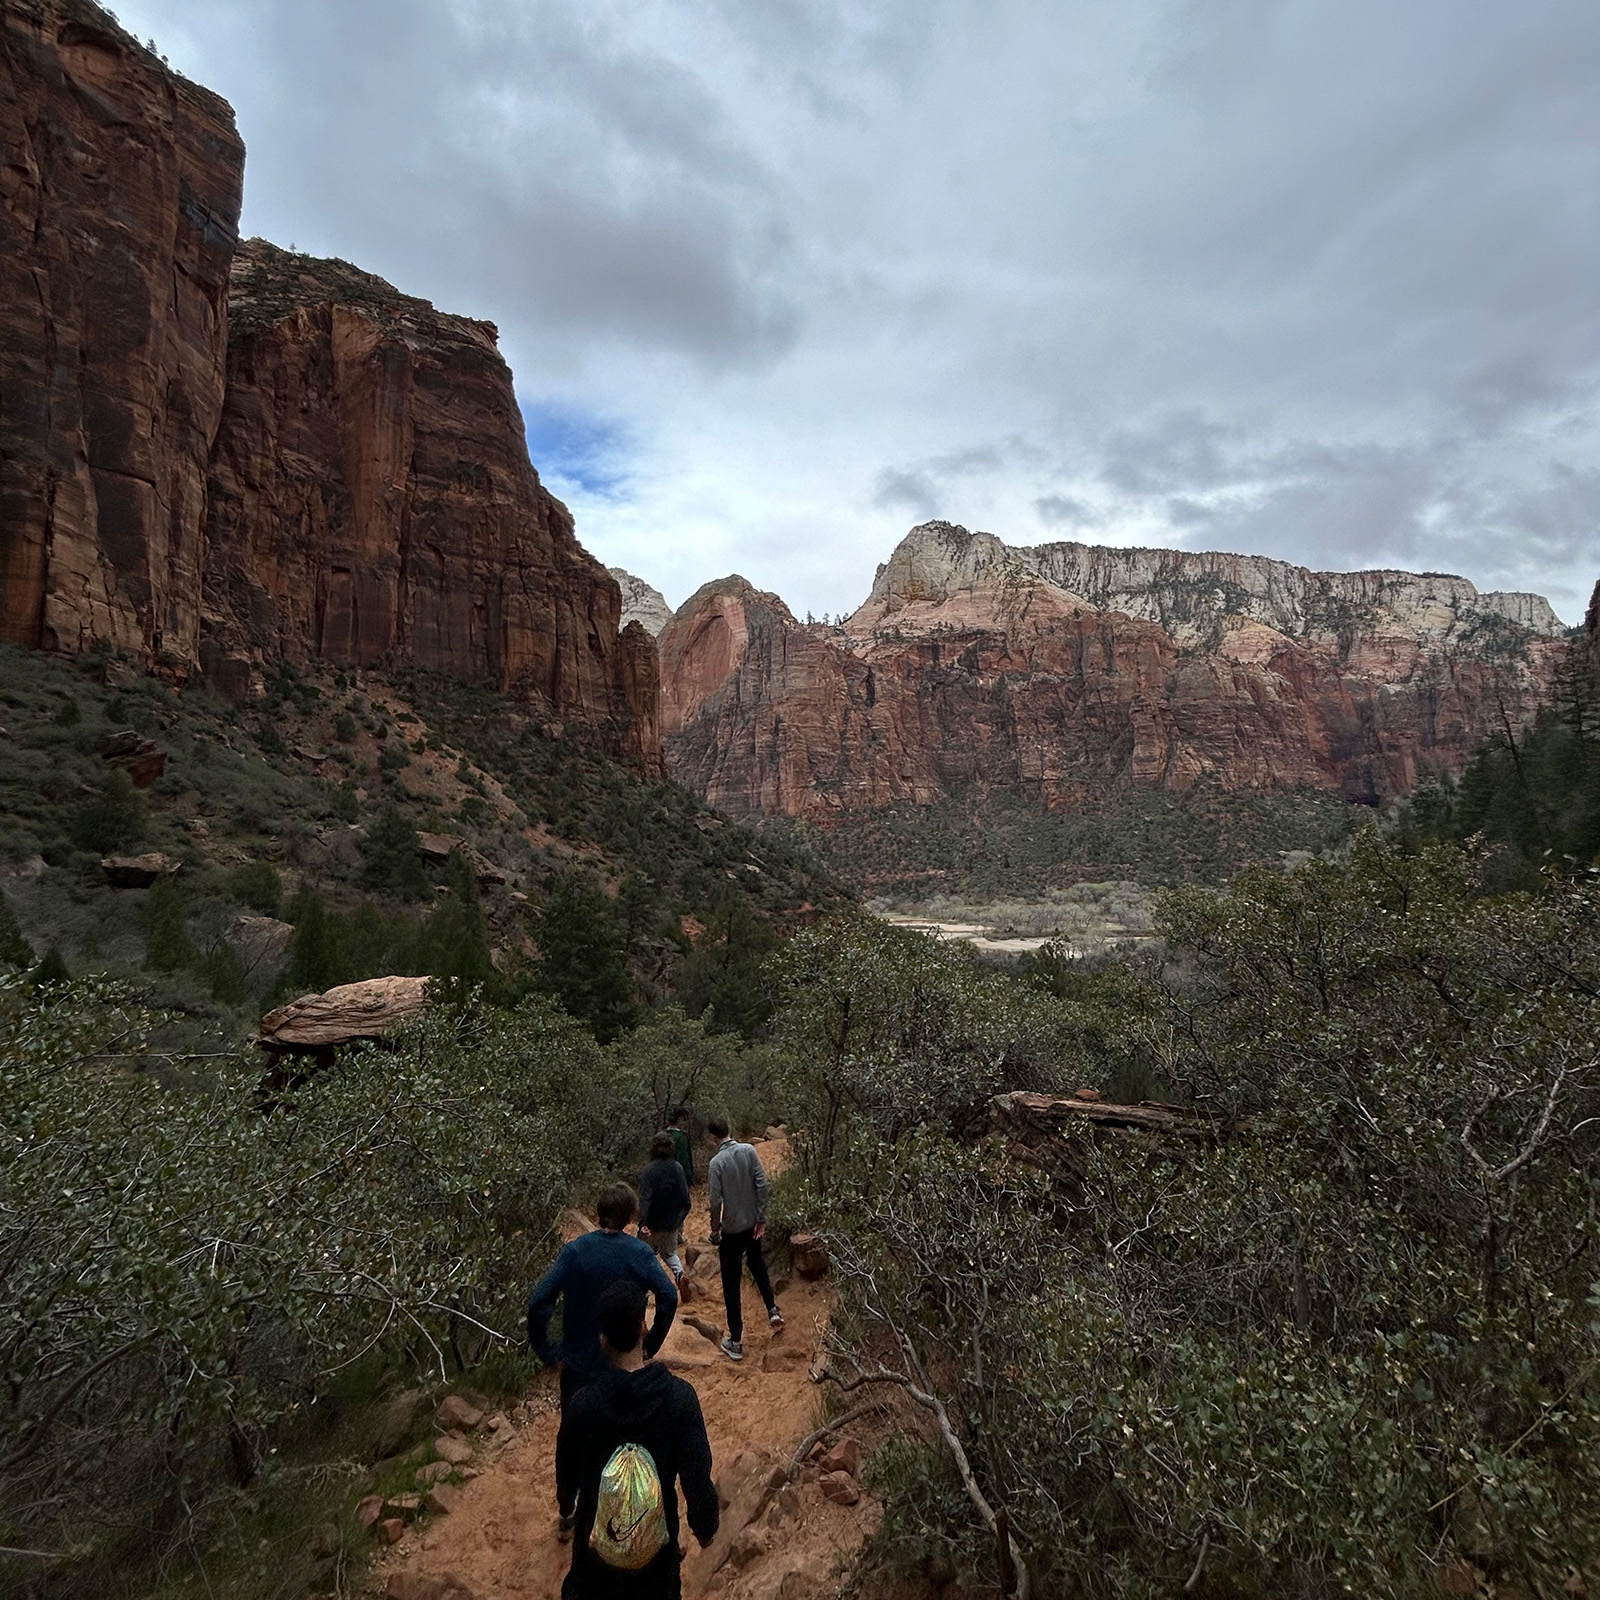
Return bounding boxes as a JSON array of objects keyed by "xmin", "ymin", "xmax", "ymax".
[
  {"xmin": 768, "ymin": 1305, "xmax": 784, "ymax": 1329},
  {"xmin": 719, "ymin": 1336, "xmax": 744, "ymax": 1362}
]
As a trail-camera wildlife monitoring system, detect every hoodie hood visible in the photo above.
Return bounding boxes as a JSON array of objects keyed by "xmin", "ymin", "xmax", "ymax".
[{"xmin": 594, "ymin": 1361, "xmax": 677, "ymax": 1428}]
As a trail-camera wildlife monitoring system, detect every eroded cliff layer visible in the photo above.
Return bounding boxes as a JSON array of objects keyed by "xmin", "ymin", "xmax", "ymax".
[
  {"xmin": 0, "ymin": 0, "xmax": 243, "ymax": 662},
  {"xmin": 661, "ymin": 524, "xmax": 1571, "ymax": 820},
  {"xmin": 202, "ymin": 240, "xmax": 659, "ymax": 767}
]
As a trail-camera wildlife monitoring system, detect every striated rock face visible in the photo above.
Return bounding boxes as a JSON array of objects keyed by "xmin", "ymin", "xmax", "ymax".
[
  {"xmin": 0, "ymin": 0, "xmax": 243, "ymax": 663},
  {"xmin": 661, "ymin": 523, "xmax": 1570, "ymax": 820},
  {"xmin": 0, "ymin": 6, "xmax": 659, "ymax": 772},
  {"xmin": 202, "ymin": 240, "xmax": 659, "ymax": 769},
  {"xmin": 608, "ymin": 568, "xmax": 673, "ymax": 637}
]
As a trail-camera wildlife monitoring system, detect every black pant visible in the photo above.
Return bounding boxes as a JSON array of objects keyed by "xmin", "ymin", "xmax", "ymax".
[
  {"xmin": 560, "ymin": 1364, "xmax": 594, "ymax": 1414},
  {"xmin": 718, "ymin": 1229, "xmax": 775, "ymax": 1343}
]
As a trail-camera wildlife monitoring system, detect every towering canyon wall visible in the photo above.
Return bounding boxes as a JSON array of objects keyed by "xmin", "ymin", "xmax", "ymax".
[
  {"xmin": 0, "ymin": 1, "xmax": 659, "ymax": 769},
  {"xmin": 0, "ymin": 0, "xmax": 243, "ymax": 662},
  {"xmin": 661, "ymin": 523, "xmax": 1571, "ymax": 820},
  {"xmin": 203, "ymin": 241, "xmax": 659, "ymax": 768}
]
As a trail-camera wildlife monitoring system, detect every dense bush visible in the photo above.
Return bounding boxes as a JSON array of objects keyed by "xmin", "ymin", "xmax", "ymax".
[
  {"xmin": 770, "ymin": 916, "xmax": 1069, "ymax": 1194},
  {"xmin": 0, "ymin": 978, "xmax": 631, "ymax": 1593},
  {"xmin": 813, "ymin": 834, "xmax": 1600, "ymax": 1599}
]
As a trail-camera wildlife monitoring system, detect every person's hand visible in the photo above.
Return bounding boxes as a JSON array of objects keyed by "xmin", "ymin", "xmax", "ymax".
[
  {"xmin": 709, "ymin": 1229, "xmax": 722, "ymax": 1245},
  {"xmin": 639, "ymin": 1225, "xmax": 650, "ymax": 1238},
  {"xmin": 752, "ymin": 1221, "xmax": 766, "ymax": 1241}
]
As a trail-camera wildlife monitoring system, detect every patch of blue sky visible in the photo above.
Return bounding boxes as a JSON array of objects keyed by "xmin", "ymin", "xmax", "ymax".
[{"xmin": 519, "ymin": 398, "xmax": 634, "ymax": 500}]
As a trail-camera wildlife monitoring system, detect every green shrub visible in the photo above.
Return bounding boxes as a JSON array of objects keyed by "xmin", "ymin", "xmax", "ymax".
[
  {"xmin": 228, "ymin": 858, "xmax": 283, "ymax": 916},
  {"xmin": 200, "ymin": 940, "xmax": 251, "ymax": 1005},
  {"xmin": 53, "ymin": 695, "xmax": 81, "ymax": 726},
  {"xmin": 0, "ymin": 977, "xmax": 631, "ymax": 1588},
  {"xmin": 536, "ymin": 870, "xmax": 637, "ymax": 1043},
  {"xmin": 333, "ymin": 712, "xmax": 358, "ymax": 743},
  {"xmin": 360, "ymin": 803, "xmax": 427, "ymax": 900},
  {"xmin": 815, "ymin": 834, "xmax": 1600, "ymax": 1599},
  {"xmin": 0, "ymin": 890, "xmax": 33, "ymax": 969},
  {"xmin": 139, "ymin": 876, "xmax": 198, "ymax": 971},
  {"xmin": 69, "ymin": 768, "xmax": 146, "ymax": 854}
]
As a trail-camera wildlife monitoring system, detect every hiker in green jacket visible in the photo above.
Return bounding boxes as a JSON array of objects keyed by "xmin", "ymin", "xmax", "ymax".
[{"xmin": 666, "ymin": 1105, "xmax": 694, "ymax": 1187}]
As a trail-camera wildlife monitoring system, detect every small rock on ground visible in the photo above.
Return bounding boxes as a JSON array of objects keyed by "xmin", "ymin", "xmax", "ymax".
[
  {"xmin": 821, "ymin": 1471, "xmax": 861, "ymax": 1506},
  {"xmin": 435, "ymin": 1395, "xmax": 484, "ymax": 1432}
]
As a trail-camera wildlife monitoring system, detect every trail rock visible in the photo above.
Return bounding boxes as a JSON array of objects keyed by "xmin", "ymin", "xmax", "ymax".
[
  {"xmin": 819, "ymin": 1437, "xmax": 862, "ymax": 1478},
  {"xmin": 729, "ymin": 1527, "xmax": 766, "ymax": 1569},
  {"xmin": 821, "ymin": 1471, "xmax": 861, "ymax": 1506},
  {"xmin": 385, "ymin": 1575, "xmax": 480, "ymax": 1600},
  {"xmin": 378, "ymin": 1517, "xmax": 406, "ymax": 1544},
  {"xmin": 416, "ymin": 1462, "xmax": 454, "ymax": 1486},
  {"xmin": 789, "ymin": 1233, "xmax": 829, "ymax": 1280},
  {"xmin": 434, "ymin": 1395, "xmax": 484, "ymax": 1433},
  {"xmin": 366, "ymin": 1388, "xmax": 428, "ymax": 1461},
  {"xmin": 433, "ymin": 1433, "xmax": 473, "ymax": 1466},
  {"xmin": 356, "ymin": 1495, "xmax": 384, "ymax": 1529},
  {"xmin": 424, "ymin": 1485, "xmax": 460, "ymax": 1517}
]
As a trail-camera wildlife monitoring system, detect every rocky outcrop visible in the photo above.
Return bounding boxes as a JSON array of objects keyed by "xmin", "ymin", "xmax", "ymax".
[
  {"xmin": 256, "ymin": 975, "xmax": 430, "ymax": 1051},
  {"xmin": 660, "ymin": 525, "xmax": 1571, "ymax": 820},
  {"xmin": 851, "ymin": 522, "xmax": 1565, "ymax": 650},
  {"xmin": 0, "ymin": 0, "xmax": 243, "ymax": 664},
  {"xmin": 0, "ymin": 6, "xmax": 660, "ymax": 772},
  {"xmin": 608, "ymin": 567, "xmax": 673, "ymax": 637},
  {"xmin": 203, "ymin": 240, "xmax": 660, "ymax": 769}
]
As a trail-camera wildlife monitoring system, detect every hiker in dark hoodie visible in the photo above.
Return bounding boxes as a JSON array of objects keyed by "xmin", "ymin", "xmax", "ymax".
[
  {"xmin": 637, "ymin": 1132, "xmax": 692, "ymax": 1285},
  {"xmin": 555, "ymin": 1278, "xmax": 718, "ymax": 1599},
  {"xmin": 529, "ymin": 1181, "xmax": 678, "ymax": 1439}
]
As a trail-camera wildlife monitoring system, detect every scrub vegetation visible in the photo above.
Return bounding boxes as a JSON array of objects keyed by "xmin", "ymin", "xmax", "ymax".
[{"xmin": 3, "ymin": 621, "xmax": 1599, "ymax": 1598}]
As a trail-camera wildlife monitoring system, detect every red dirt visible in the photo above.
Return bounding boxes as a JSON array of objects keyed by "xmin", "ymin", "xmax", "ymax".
[{"xmin": 376, "ymin": 1139, "xmax": 879, "ymax": 1599}]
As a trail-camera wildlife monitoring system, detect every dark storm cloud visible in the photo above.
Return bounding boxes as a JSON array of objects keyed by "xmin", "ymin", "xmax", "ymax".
[{"xmin": 113, "ymin": 0, "xmax": 1600, "ymax": 619}]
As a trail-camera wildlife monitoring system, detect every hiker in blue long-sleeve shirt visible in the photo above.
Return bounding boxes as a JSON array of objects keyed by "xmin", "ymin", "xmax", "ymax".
[{"xmin": 528, "ymin": 1181, "xmax": 678, "ymax": 1438}]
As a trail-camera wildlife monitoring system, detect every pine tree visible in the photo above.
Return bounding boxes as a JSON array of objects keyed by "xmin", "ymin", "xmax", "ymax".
[
  {"xmin": 419, "ymin": 851, "xmax": 496, "ymax": 998},
  {"xmin": 536, "ymin": 871, "xmax": 637, "ymax": 1043},
  {"xmin": 284, "ymin": 885, "xmax": 343, "ymax": 994},
  {"xmin": 360, "ymin": 803, "xmax": 428, "ymax": 900},
  {"xmin": 140, "ymin": 876, "xmax": 198, "ymax": 971},
  {"xmin": 0, "ymin": 891, "xmax": 34, "ymax": 970},
  {"xmin": 70, "ymin": 769, "xmax": 146, "ymax": 854}
]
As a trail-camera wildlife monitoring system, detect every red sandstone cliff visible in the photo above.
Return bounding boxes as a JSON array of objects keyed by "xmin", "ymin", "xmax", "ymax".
[
  {"xmin": 0, "ymin": 0, "xmax": 243, "ymax": 662},
  {"xmin": 202, "ymin": 240, "xmax": 659, "ymax": 769},
  {"xmin": 0, "ymin": 4, "xmax": 659, "ymax": 770},
  {"xmin": 660, "ymin": 524, "xmax": 1572, "ymax": 820}
]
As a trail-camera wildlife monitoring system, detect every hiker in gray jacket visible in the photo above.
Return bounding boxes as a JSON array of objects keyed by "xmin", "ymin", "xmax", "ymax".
[{"xmin": 706, "ymin": 1116, "xmax": 782, "ymax": 1361}]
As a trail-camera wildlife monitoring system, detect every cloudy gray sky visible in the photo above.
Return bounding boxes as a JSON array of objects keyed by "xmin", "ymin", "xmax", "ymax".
[{"xmin": 117, "ymin": 0, "xmax": 1600, "ymax": 621}]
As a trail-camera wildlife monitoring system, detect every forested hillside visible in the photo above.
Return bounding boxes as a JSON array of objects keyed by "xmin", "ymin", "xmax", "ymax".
[{"xmin": 0, "ymin": 641, "xmax": 843, "ymax": 1045}]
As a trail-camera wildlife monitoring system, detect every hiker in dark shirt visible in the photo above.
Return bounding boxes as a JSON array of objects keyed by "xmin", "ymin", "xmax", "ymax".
[
  {"xmin": 528, "ymin": 1181, "xmax": 678, "ymax": 1439},
  {"xmin": 637, "ymin": 1132, "xmax": 692, "ymax": 1284},
  {"xmin": 666, "ymin": 1107, "xmax": 694, "ymax": 1188},
  {"xmin": 556, "ymin": 1278, "xmax": 718, "ymax": 1599}
]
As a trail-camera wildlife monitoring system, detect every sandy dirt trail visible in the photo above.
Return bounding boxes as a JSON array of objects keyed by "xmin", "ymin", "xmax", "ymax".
[{"xmin": 378, "ymin": 1138, "xmax": 879, "ymax": 1600}]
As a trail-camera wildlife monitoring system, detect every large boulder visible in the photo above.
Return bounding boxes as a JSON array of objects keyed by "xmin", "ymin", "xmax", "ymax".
[
  {"xmin": 101, "ymin": 853, "xmax": 181, "ymax": 888},
  {"xmin": 257, "ymin": 975, "xmax": 429, "ymax": 1051}
]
